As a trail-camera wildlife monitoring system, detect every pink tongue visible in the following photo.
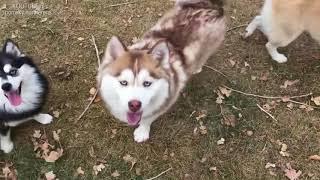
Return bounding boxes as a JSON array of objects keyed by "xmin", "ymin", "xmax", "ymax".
[
  {"xmin": 7, "ymin": 91, "xmax": 22, "ymax": 106},
  {"xmin": 127, "ymin": 112, "xmax": 142, "ymax": 126}
]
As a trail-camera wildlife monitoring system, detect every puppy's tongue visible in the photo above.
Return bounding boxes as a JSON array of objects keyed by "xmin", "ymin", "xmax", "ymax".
[
  {"xmin": 7, "ymin": 91, "xmax": 22, "ymax": 106},
  {"xmin": 127, "ymin": 112, "xmax": 142, "ymax": 126}
]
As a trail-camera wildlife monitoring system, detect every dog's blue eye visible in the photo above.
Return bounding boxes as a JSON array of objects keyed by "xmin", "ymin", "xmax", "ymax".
[
  {"xmin": 8, "ymin": 69, "xmax": 18, "ymax": 76},
  {"xmin": 120, "ymin": 80, "xmax": 128, "ymax": 86},
  {"xmin": 143, "ymin": 81, "xmax": 152, "ymax": 87}
]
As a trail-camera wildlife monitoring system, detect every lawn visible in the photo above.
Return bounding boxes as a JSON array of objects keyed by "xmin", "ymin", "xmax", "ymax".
[{"xmin": 0, "ymin": 0, "xmax": 320, "ymax": 179}]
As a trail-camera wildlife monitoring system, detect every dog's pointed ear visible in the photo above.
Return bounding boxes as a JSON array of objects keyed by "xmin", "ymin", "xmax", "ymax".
[
  {"xmin": 150, "ymin": 41, "xmax": 170, "ymax": 68},
  {"xmin": 3, "ymin": 39, "xmax": 24, "ymax": 57},
  {"xmin": 103, "ymin": 36, "xmax": 126, "ymax": 64}
]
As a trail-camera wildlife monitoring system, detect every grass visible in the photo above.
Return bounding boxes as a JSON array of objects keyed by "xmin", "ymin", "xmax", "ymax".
[{"xmin": 1, "ymin": 0, "xmax": 320, "ymax": 179}]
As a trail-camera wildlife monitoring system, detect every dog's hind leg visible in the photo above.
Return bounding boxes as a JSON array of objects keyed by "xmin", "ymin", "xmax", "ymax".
[
  {"xmin": 245, "ymin": 16, "xmax": 261, "ymax": 38},
  {"xmin": 0, "ymin": 127, "xmax": 14, "ymax": 153},
  {"xmin": 34, "ymin": 114, "xmax": 53, "ymax": 125},
  {"xmin": 266, "ymin": 28, "xmax": 303, "ymax": 63}
]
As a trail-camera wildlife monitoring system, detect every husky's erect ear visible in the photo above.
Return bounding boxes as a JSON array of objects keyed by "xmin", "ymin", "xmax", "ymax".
[
  {"xmin": 3, "ymin": 39, "xmax": 25, "ymax": 57},
  {"xmin": 103, "ymin": 36, "xmax": 126, "ymax": 64},
  {"xmin": 150, "ymin": 41, "xmax": 170, "ymax": 69}
]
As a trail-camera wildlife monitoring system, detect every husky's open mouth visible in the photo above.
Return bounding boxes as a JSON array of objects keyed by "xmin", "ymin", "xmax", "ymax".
[
  {"xmin": 127, "ymin": 111, "xmax": 142, "ymax": 126},
  {"xmin": 4, "ymin": 83, "xmax": 22, "ymax": 106}
]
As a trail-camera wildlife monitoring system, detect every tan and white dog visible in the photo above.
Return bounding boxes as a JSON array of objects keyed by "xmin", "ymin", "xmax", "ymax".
[
  {"xmin": 245, "ymin": 0, "xmax": 320, "ymax": 63},
  {"xmin": 97, "ymin": 0, "xmax": 226, "ymax": 142}
]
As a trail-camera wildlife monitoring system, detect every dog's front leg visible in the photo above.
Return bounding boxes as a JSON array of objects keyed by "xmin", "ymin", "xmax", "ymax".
[
  {"xmin": 0, "ymin": 127, "xmax": 14, "ymax": 153},
  {"xmin": 34, "ymin": 113, "xmax": 53, "ymax": 124},
  {"xmin": 134, "ymin": 117, "xmax": 156, "ymax": 143}
]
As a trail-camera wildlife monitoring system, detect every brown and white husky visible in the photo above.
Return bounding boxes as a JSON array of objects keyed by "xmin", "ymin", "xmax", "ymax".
[
  {"xmin": 245, "ymin": 0, "xmax": 320, "ymax": 63},
  {"xmin": 97, "ymin": 0, "xmax": 226, "ymax": 142}
]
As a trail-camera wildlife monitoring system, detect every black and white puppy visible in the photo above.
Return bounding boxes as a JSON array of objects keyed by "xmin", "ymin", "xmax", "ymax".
[{"xmin": 0, "ymin": 39, "xmax": 52, "ymax": 153}]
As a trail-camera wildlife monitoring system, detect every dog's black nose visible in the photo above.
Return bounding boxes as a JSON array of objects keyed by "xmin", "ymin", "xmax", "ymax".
[
  {"xmin": 128, "ymin": 100, "xmax": 142, "ymax": 112},
  {"xmin": 1, "ymin": 83, "xmax": 12, "ymax": 92}
]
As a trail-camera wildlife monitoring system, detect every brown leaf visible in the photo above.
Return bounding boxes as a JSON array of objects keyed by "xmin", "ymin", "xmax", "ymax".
[
  {"xmin": 53, "ymin": 111, "xmax": 60, "ymax": 118},
  {"xmin": 219, "ymin": 87, "xmax": 232, "ymax": 97},
  {"xmin": 89, "ymin": 87, "xmax": 97, "ymax": 95},
  {"xmin": 111, "ymin": 170, "xmax": 120, "ymax": 177},
  {"xmin": 284, "ymin": 163, "xmax": 302, "ymax": 180},
  {"xmin": 33, "ymin": 130, "xmax": 42, "ymax": 138},
  {"xmin": 53, "ymin": 130, "xmax": 61, "ymax": 142},
  {"xmin": 45, "ymin": 171, "xmax": 56, "ymax": 180},
  {"xmin": 76, "ymin": 167, "xmax": 85, "ymax": 176},
  {"xmin": 196, "ymin": 110, "xmax": 207, "ymax": 121},
  {"xmin": 259, "ymin": 72, "xmax": 269, "ymax": 81},
  {"xmin": 123, "ymin": 154, "xmax": 137, "ymax": 170},
  {"xmin": 43, "ymin": 148, "xmax": 63, "ymax": 163},
  {"xmin": 309, "ymin": 155, "xmax": 320, "ymax": 161},
  {"xmin": 280, "ymin": 80, "xmax": 300, "ymax": 89},
  {"xmin": 93, "ymin": 163, "xmax": 105, "ymax": 175},
  {"xmin": 312, "ymin": 96, "xmax": 320, "ymax": 106},
  {"xmin": 228, "ymin": 59, "xmax": 236, "ymax": 67}
]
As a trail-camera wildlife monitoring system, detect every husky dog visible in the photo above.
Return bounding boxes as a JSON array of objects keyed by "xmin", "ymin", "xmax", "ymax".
[
  {"xmin": 245, "ymin": 0, "xmax": 320, "ymax": 63},
  {"xmin": 97, "ymin": 0, "xmax": 226, "ymax": 142},
  {"xmin": 0, "ymin": 40, "xmax": 52, "ymax": 153}
]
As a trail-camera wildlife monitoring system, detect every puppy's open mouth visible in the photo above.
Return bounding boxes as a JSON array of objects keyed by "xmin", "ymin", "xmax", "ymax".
[
  {"xmin": 4, "ymin": 83, "xmax": 22, "ymax": 106},
  {"xmin": 127, "ymin": 111, "xmax": 142, "ymax": 126}
]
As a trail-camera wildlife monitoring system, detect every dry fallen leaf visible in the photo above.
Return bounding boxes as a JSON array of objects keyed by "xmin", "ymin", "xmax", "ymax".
[
  {"xmin": 219, "ymin": 87, "xmax": 232, "ymax": 97},
  {"xmin": 53, "ymin": 130, "xmax": 61, "ymax": 142},
  {"xmin": 280, "ymin": 80, "xmax": 300, "ymax": 89},
  {"xmin": 76, "ymin": 167, "xmax": 85, "ymax": 176},
  {"xmin": 311, "ymin": 96, "xmax": 320, "ymax": 106},
  {"xmin": 93, "ymin": 163, "xmax": 105, "ymax": 175},
  {"xmin": 221, "ymin": 107, "xmax": 237, "ymax": 127},
  {"xmin": 309, "ymin": 155, "xmax": 320, "ymax": 161},
  {"xmin": 195, "ymin": 110, "xmax": 207, "ymax": 121},
  {"xmin": 259, "ymin": 72, "xmax": 269, "ymax": 81},
  {"xmin": 43, "ymin": 148, "xmax": 63, "ymax": 163},
  {"xmin": 229, "ymin": 59, "xmax": 236, "ymax": 67},
  {"xmin": 217, "ymin": 138, "xmax": 225, "ymax": 145},
  {"xmin": 89, "ymin": 87, "xmax": 97, "ymax": 95},
  {"xmin": 45, "ymin": 171, "xmax": 56, "ymax": 180},
  {"xmin": 284, "ymin": 163, "xmax": 302, "ymax": 180},
  {"xmin": 123, "ymin": 154, "xmax": 137, "ymax": 170},
  {"xmin": 111, "ymin": 170, "xmax": 120, "ymax": 177},
  {"xmin": 33, "ymin": 130, "xmax": 42, "ymax": 138},
  {"xmin": 246, "ymin": 130, "xmax": 253, "ymax": 136},
  {"xmin": 209, "ymin": 167, "xmax": 217, "ymax": 171},
  {"xmin": 265, "ymin": 162, "xmax": 276, "ymax": 169},
  {"xmin": 77, "ymin": 37, "xmax": 85, "ymax": 41}
]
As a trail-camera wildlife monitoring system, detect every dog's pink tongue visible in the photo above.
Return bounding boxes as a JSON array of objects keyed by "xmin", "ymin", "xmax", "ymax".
[
  {"xmin": 7, "ymin": 91, "xmax": 22, "ymax": 106},
  {"xmin": 127, "ymin": 112, "xmax": 142, "ymax": 126}
]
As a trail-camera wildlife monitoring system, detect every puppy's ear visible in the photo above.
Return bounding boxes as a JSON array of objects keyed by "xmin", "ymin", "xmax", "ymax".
[
  {"xmin": 150, "ymin": 41, "xmax": 170, "ymax": 69},
  {"xmin": 3, "ymin": 39, "xmax": 25, "ymax": 57},
  {"xmin": 103, "ymin": 36, "xmax": 126, "ymax": 64}
]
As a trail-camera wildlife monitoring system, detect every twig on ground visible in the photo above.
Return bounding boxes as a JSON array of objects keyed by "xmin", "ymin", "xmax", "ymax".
[
  {"xmin": 227, "ymin": 24, "xmax": 248, "ymax": 32},
  {"xmin": 146, "ymin": 167, "xmax": 173, "ymax": 180},
  {"xmin": 223, "ymin": 85, "xmax": 319, "ymax": 109},
  {"xmin": 76, "ymin": 35, "xmax": 101, "ymax": 122},
  {"xmin": 108, "ymin": 1, "xmax": 138, "ymax": 7},
  {"xmin": 204, "ymin": 65, "xmax": 229, "ymax": 79},
  {"xmin": 257, "ymin": 104, "xmax": 278, "ymax": 122}
]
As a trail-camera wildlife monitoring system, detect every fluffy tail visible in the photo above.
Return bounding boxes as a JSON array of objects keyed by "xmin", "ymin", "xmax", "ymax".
[{"xmin": 176, "ymin": 0, "xmax": 224, "ymax": 16}]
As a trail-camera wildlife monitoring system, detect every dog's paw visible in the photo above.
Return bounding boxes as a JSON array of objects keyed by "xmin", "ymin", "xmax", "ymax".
[
  {"xmin": 273, "ymin": 54, "xmax": 288, "ymax": 63},
  {"xmin": 34, "ymin": 114, "xmax": 53, "ymax": 124},
  {"xmin": 1, "ymin": 140, "xmax": 14, "ymax": 154},
  {"xmin": 193, "ymin": 67, "xmax": 202, "ymax": 74},
  {"xmin": 134, "ymin": 126, "xmax": 150, "ymax": 143}
]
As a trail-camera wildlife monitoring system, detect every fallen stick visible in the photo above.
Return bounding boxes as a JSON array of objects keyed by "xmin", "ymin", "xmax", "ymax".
[
  {"xmin": 146, "ymin": 167, "xmax": 173, "ymax": 180},
  {"xmin": 257, "ymin": 104, "xmax": 277, "ymax": 122},
  {"xmin": 227, "ymin": 24, "xmax": 248, "ymax": 32},
  {"xmin": 204, "ymin": 65, "xmax": 229, "ymax": 79},
  {"xmin": 76, "ymin": 35, "xmax": 101, "ymax": 121},
  {"xmin": 223, "ymin": 85, "xmax": 319, "ymax": 109}
]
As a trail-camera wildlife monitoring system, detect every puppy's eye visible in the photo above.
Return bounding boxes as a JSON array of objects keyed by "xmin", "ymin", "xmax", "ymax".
[
  {"xmin": 120, "ymin": 80, "xmax": 128, "ymax": 86},
  {"xmin": 143, "ymin": 81, "xmax": 152, "ymax": 87},
  {"xmin": 8, "ymin": 69, "xmax": 18, "ymax": 76}
]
